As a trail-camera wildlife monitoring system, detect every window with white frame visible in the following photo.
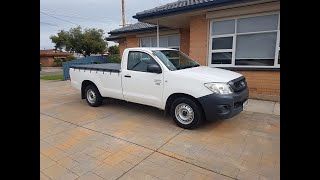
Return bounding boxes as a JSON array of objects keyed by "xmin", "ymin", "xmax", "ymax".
[
  {"xmin": 140, "ymin": 34, "xmax": 180, "ymax": 50},
  {"xmin": 209, "ymin": 13, "xmax": 280, "ymax": 68}
]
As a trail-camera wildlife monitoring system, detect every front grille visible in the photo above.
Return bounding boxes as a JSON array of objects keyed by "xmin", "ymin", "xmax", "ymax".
[{"xmin": 229, "ymin": 76, "xmax": 247, "ymax": 92}]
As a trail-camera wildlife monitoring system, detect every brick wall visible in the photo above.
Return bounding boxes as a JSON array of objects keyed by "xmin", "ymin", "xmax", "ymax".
[
  {"xmin": 189, "ymin": 15, "xmax": 208, "ymax": 65},
  {"xmin": 118, "ymin": 36, "xmax": 139, "ymax": 59},
  {"xmin": 237, "ymin": 71, "xmax": 280, "ymax": 101},
  {"xmin": 127, "ymin": 36, "xmax": 139, "ymax": 48},
  {"xmin": 118, "ymin": 39, "xmax": 126, "ymax": 58},
  {"xmin": 180, "ymin": 28, "xmax": 190, "ymax": 55},
  {"xmin": 40, "ymin": 57, "xmax": 55, "ymax": 67}
]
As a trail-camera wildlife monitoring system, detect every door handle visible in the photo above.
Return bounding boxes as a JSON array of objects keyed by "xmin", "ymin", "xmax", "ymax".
[{"xmin": 124, "ymin": 75, "xmax": 131, "ymax": 78}]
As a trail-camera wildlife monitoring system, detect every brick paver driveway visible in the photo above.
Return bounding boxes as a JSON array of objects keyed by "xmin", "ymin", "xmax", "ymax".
[{"xmin": 40, "ymin": 80, "xmax": 280, "ymax": 180}]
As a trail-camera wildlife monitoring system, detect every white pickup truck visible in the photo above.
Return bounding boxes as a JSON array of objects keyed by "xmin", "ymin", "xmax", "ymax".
[{"xmin": 70, "ymin": 47, "xmax": 249, "ymax": 129}]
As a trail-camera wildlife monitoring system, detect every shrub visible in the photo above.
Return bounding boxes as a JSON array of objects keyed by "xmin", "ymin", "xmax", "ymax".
[
  {"xmin": 64, "ymin": 55, "xmax": 77, "ymax": 62},
  {"xmin": 108, "ymin": 45, "xmax": 119, "ymax": 55},
  {"xmin": 108, "ymin": 54, "xmax": 121, "ymax": 63},
  {"xmin": 53, "ymin": 58, "xmax": 63, "ymax": 67},
  {"xmin": 53, "ymin": 56, "xmax": 77, "ymax": 67}
]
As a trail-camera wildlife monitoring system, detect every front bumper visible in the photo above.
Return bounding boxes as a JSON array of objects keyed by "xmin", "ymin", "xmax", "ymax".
[{"xmin": 197, "ymin": 88, "xmax": 249, "ymax": 121}]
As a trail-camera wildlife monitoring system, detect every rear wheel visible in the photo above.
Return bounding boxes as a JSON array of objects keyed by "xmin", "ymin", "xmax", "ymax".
[
  {"xmin": 85, "ymin": 85, "xmax": 103, "ymax": 107},
  {"xmin": 170, "ymin": 97, "xmax": 203, "ymax": 129}
]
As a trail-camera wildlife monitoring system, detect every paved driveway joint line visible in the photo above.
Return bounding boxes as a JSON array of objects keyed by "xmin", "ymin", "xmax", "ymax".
[
  {"xmin": 41, "ymin": 112, "xmax": 157, "ymax": 152},
  {"xmin": 116, "ymin": 127, "xmax": 185, "ymax": 180},
  {"xmin": 41, "ymin": 112, "xmax": 237, "ymax": 179},
  {"xmin": 41, "ymin": 80, "xmax": 279, "ymax": 180}
]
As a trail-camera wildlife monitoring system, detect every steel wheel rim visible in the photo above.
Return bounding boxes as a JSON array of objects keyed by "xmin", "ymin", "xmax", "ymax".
[
  {"xmin": 87, "ymin": 89, "xmax": 96, "ymax": 104},
  {"xmin": 175, "ymin": 103, "xmax": 194, "ymax": 125}
]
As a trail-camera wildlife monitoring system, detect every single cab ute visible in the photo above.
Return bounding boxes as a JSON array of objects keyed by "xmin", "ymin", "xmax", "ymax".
[{"xmin": 70, "ymin": 47, "xmax": 249, "ymax": 129}]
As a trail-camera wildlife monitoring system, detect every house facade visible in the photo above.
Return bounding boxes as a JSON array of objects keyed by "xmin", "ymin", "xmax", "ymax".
[
  {"xmin": 40, "ymin": 49, "xmax": 72, "ymax": 67},
  {"xmin": 106, "ymin": 0, "xmax": 280, "ymax": 101}
]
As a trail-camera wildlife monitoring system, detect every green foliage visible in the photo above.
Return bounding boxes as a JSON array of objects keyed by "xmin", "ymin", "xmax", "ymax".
[
  {"xmin": 53, "ymin": 55, "xmax": 77, "ymax": 67},
  {"xmin": 53, "ymin": 58, "xmax": 63, "ymax": 67},
  {"xmin": 108, "ymin": 45, "xmax": 119, "ymax": 55},
  {"xmin": 107, "ymin": 45, "xmax": 120, "ymax": 63},
  {"xmin": 40, "ymin": 74, "xmax": 63, "ymax": 80},
  {"xmin": 65, "ymin": 55, "xmax": 77, "ymax": 62},
  {"xmin": 50, "ymin": 26, "xmax": 108, "ymax": 57},
  {"xmin": 108, "ymin": 54, "xmax": 121, "ymax": 64}
]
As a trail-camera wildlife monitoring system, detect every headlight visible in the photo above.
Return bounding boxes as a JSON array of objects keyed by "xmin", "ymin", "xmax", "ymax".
[{"xmin": 204, "ymin": 83, "xmax": 233, "ymax": 94}]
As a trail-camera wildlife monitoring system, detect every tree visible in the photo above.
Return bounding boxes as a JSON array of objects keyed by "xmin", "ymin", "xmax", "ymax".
[
  {"xmin": 108, "ymin": 45, "xmax": 119, "ymax": 55},
  {"xmin": 50, "ymin": 26, "xmax": 108, "ymax": 57},
  {"xmin": 107, "ymin": 45, "xmax": 121, "ymax": 63},
  {"xmin": 65, "ymin": 55, "xmax": 77, "ymax": 62}
]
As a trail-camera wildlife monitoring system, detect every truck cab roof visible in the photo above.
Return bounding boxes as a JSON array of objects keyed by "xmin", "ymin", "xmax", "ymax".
[{"xmin": 125, "ymin": 47, "xmax": 176, "ymax": 53}]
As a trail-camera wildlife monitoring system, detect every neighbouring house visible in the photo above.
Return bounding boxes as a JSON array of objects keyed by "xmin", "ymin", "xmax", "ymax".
[
  {"xmin": 106, "ymin": 0, "xmax": 280, "ymax": 101},
  {"xmin": 40, "ymin": 49, "xmax": 72, "ymax": 67}
]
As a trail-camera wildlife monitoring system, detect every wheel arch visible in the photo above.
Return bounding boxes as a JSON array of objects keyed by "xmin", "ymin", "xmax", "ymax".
[
  {"xmin": 81, "ymin": 80, "xmax": 99, "ymax": 99},
  {"xmin": 164, "ymin": 93, "xmax": 205, "ymax": 118}
]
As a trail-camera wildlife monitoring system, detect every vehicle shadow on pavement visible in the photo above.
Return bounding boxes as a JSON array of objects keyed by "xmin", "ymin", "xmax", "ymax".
[{"xmin": 102, "ymin": 97, "xmax": 235, "ymax": 130}]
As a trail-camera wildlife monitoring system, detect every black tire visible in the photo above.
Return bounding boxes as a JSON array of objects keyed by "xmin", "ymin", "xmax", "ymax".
[
  {"xmin": 85, "ymin": 85, "xmax": 103, "ymax": 107},
  {"xmin": 170, "ymin": 97, "xmax": 203, "ymax": 129}
]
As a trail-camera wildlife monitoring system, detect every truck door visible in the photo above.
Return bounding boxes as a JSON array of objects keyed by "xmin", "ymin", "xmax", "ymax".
[{"xmin": 122, "ymin": 51, "xmax": 164, "ymax": 108}]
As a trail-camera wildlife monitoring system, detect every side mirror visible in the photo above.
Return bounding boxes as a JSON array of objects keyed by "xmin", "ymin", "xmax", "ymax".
[{"xmin": 147, "ymin": 64, "xmax": 162, "ymax": 74}]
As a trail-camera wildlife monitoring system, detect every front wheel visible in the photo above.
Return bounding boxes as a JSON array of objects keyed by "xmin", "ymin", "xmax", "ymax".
[
  {"xmin": 85, "ymin": 85, "xmax": 103, "ymax": 107},
  {"xmin": 170, "ymin": 97, "xmax": 203, "ymax": 129}
]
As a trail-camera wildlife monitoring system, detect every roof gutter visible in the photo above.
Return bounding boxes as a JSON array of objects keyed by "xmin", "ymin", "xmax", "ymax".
[
  {"xmin": 133, "ymin": 0, "xmax": 260, "ymax": 20},
  {"xmin": 105, "ymin": 36, "xmax": 125, "ymax": 41},
  {"xmin": 108, "ymin": 26, "xmax": 167, "ymax": 35}
]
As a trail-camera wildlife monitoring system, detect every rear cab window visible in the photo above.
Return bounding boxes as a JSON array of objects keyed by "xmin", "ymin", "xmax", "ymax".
[{"xmin": 127, "ymin": 51, "xmax": 159, "ymax": 72}]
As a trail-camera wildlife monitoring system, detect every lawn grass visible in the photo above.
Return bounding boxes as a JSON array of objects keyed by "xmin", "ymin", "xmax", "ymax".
[{"xmin": 40, "ymin": 74, "xmax": 64, "ymax": 80}]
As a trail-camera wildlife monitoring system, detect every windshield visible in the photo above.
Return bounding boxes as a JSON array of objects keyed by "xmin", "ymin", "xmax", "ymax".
[{"xmin": 152, "ymin": 50, "xmax": 200, "ymax": 71}]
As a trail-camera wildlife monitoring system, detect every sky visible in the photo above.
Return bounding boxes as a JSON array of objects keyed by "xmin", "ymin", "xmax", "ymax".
[{"xmin": 40, "ymin": 0, "xmax": 175, "ymax": 50}]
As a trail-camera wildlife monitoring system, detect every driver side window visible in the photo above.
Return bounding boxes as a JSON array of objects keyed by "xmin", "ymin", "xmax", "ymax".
[{"xmin": 127, "ymin": 51, "xmax": 158, "ymax": 72}]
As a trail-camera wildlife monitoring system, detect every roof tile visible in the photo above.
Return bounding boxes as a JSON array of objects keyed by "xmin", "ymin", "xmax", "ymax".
[
  {"xmin": 133, "ymin": 0, "xmax": 260, "ymax": 19},
  {"xmin": 108, "ymin": 22, "xmax": 157, "ymax": 35}
]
